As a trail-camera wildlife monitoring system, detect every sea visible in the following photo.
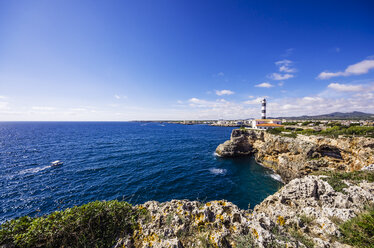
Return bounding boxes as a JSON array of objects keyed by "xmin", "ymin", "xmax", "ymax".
[{"xmin": 0, "ymin": 122, "xmax": 283, "ymax": 223}]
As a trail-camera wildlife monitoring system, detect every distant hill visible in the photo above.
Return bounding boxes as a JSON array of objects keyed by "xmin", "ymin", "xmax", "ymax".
[{"xmin": 275, "ymin": 111, "xmax": 374, "ymax": 120}]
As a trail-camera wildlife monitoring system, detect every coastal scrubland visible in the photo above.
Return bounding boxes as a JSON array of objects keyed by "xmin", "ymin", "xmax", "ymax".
[{"xmin": 267, "ymin": 125, "xmax": 374, "ymax": 138}]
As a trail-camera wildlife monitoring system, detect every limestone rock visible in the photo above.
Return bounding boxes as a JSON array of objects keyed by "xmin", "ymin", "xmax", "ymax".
[
  {"xmin": 216, "ymin": 129, "xmax": 374, "ymax": 182},
  {"xmin": 114, "ymin": 176, "xmax": 373, "ymax": 248}
]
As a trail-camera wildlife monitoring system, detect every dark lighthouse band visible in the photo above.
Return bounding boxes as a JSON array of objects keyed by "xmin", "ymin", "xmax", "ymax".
[{"xmin": 261, "ymin": 98, "xmax": 266, "ymax": 119}]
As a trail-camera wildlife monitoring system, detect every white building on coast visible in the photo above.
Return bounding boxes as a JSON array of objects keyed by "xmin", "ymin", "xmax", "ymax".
[{"xmin": 251, "ymin": 98, "xmax": 283, "ymax": 130}]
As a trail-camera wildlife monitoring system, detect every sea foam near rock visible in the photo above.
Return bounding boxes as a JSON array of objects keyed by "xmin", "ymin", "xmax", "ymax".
[{"xmin": 269, "ymin": 173, "xmax": 283, "ymax": 182}]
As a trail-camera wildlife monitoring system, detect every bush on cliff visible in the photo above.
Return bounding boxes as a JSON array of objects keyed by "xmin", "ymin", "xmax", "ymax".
[
  {"xmin": 0, "ymin": 200, "xmax": 146, "ymax": 248},
  {"xmin": 266, "ymin": 127, "xmax": 284, "ymax": 134},
  {"xmin": 314, "ymin": 170, "xmax": 374, "ymax": 192},
  {"xmin": 339, "ymin": 205, "xmax": 374, "ymax": 248}
]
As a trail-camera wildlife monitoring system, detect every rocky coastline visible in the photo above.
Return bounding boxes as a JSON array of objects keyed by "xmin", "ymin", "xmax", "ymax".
[
  {"xmin": 1, "ymin": 129, "xmax": 374, "ymax": 248},
  {"xmin": 113, "ymin": 174, "xmax": 373, "ymax": 248},
  {"xmin": 215, "ymin": 129, "xmax": 374, "ymax": 183}
]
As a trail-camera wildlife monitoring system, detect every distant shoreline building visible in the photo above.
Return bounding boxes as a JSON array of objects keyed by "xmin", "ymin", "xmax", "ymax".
[{"xmin": 252, "ymin": 98, "xmax": 283, "ymax": 130}]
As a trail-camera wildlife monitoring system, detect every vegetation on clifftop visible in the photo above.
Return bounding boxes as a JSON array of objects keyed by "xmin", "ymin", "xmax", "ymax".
[
  {"xmin": 0, "ymin": 200, "xmax": 147, "ymax": 248},
  {"xmin": 339, "ymin": 205, "xmax": 374, "ymax": 248},
  {"xmin": 267, "ymin": 125, "xmax": 374, "ymax": 138},
  {"xmin": 312, "ymin": 170, "xmax": 374, "ymax": 193}
]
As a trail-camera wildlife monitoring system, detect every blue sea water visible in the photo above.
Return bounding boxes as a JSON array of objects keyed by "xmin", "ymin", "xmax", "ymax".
[{"xmin": 0, "ymin": 122, "xmax": 282, "ymax": 223}]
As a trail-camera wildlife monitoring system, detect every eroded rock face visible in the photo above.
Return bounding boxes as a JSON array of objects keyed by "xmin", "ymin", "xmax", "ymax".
[
  {"xmin": 216, "ymin": 129, "xmax": 374, "ymax": 182},
  {"xmin": 255, "ymin": 176, "xmax": 374, "ymax": 247},
  {"xmin": 115, "ymin": 176, "xmax": 374, "ymax": 248}
]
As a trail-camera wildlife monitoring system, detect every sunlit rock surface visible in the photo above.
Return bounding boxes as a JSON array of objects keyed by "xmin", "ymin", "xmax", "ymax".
[
  {"xmin": 216, "ymin": 129, "xmax": 374, "ymax": 182},
  {"xmin": 114, "ymin": 175, "xmax": 373, "ymax": 248}
]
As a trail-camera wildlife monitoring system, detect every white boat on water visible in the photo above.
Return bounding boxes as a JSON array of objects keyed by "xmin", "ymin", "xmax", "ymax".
[{"xmin": 51, "ymin": 160, "xmax": 63, "ymax": 166}]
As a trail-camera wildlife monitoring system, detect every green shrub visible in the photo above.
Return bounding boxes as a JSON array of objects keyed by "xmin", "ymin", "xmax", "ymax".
[
  {"xmin": 289, "ymin": 229, "xmax": 314, "ymax": 248},
  {"xmin": 267, "ymin": 127, "xmax": 284, "ymax": 135},
  {"xmin": 281, "ymin": 133, "xmax": 297, "ymax": 138},
  {"xmin": 297, "ymin": 125, "xmax": 374, "ymax": 138},
  {"xmin": 339, "ymin": 205, "xmax": 374, "ymax": 248},
  {"xmin": 301, "ymin": 121, "xmax": 312, "ymax": 126},
  {"xmin": 299, "ymin": 214, "xmax": 315, "ymax": 226},
  {"xmin": 0, "ymin": 200, "xmax": 146, "ymax": 248},
  {"xmin": 235, "ymin": 233, "xmax": 258, "ymax": 248},
  {"xmin": 327, "ymin": 122, "xmax": 342, "ymax": 127},
  {"xmin": 315, "ymin": 171, "xmax": 374, "ymax": 192}
]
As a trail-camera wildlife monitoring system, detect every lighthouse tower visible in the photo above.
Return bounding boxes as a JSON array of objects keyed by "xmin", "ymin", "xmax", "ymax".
[{"xmin": 261, "ymin": 98, "xmax": 266, "ymax": 119}]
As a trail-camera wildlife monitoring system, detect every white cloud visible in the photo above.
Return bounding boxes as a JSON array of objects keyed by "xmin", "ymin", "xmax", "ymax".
[
  {"xmin": 275, "ymin": 59, "xmax": 292, "ymax": 66},
  {"xmin": 302, "ymin": 96, "xmax": 323, "ymax": 102},
  {"xmin": 244, "ymin": 97, "xmax": 265, "ymax": 105},
  {"xmin": 215, "ymin": 89, "xmax": 234, "ymax": 96},
  {"xmin": 114, "ymin": 94, "xmax": 127, "ymax": 100},
  {"xmin": 278, "ymin": 82, "xmax": 284, "ymax": 86},
  {"xmin": 279, "ymin": 66, "xmax": 296, "ymax": 73},
  {"xmin": 318, "ymin": 59, "xmax": 374, "ymax": 79},
  {"xmin": 327, "ymin": 83, "xmax": 364, "ymax": 92},
  {"xmin": 70, "ymin": 108, "xmax": 87, "ymax": 111},
  {"xmin": 0, "ymin": 102, "xmax": 9, "ymax": 109},
  {"xmin": 275, "ymin": 59, "xmax": 296, "ymax": 73},
  {"xmin": 269, "ymin": 73, "xmax": 294, "ymax": 80},
  {"xmin": 217, "ymin": 72, "xmax": 224, "ymax": 77},
  {"xmin": 31, "ymin": 106, "xmax": 55, "ymax": 111},
  {"xmin": 345, "ymin": 60, "xmax": 374, "ymax": 74},
  {"xmin": 188, "ymin": 98, "xmax": 202, "ymax": 104},
  {"xmin": 181, "ymin": 79, "xmax": 374, "ymax": 119},
  {"xmin": 255, "ymin": 82, "xmax": 274, "ymax": 88},
  {"xmin": 318, "ymin": 72, "xmax": 345, "ymax": 79}
]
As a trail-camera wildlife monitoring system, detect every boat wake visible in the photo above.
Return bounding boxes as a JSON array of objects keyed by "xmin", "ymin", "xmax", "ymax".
[{"xmin": 19, "ymin": 165, "xmax": 50, "ymax": 175}]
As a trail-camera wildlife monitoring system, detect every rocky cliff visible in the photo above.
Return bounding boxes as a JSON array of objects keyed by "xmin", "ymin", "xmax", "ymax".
[
  {"xmin": 216, "ymin": 129, "xmax": 374, "ymax": 183},
  {"xmin": 113, "ymin": 174, "xmax": 374, "ymax": 248}
]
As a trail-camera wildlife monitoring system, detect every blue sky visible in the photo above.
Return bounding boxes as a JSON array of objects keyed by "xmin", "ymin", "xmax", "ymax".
[{"xmin": 0, "ymin": 0, "xmax": 374, "ymax": 120}]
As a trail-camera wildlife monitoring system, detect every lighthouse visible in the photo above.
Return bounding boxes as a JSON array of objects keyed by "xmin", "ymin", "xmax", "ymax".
[
  {"xmin": 252, "ymin": 98, "xmax": 283, "ymax": 129},
  {"xmin": 261, "ymin": 98, "xmax": 266, "ymax": 119}
]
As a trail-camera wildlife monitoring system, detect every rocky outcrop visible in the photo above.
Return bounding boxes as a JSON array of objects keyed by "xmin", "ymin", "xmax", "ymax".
[
  {"xmin": 114, "ymin": 175, "xmax": 374, "ymax": 248},
  {"xmin": 254, "ymin": 175, "xmax": 374, "ymax": 248},
  {"xmin": 216, "ymin": 129, "xmax": 374, "ymax": 182}
]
